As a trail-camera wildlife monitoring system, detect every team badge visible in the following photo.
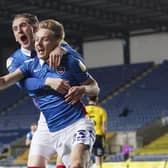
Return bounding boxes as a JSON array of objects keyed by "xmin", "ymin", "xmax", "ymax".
[
  {"xmin": 79, "ymin": 60, "xmax": 87, "ymax": 72},
  {"xmin": 56, "ymin": 66, "xmax": 65, "ymax": 74},
  {"xmin": 6, "ymin": 57, "xmax": 14, "ymax": 69}
]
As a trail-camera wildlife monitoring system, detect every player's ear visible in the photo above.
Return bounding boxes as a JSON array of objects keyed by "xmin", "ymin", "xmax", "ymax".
[
  {"xmin": 15, "ymin": 37, "xmax": 19, "ymax": 42},
  {"xmin": 12, "ymin": 30, "xmax": 18, "ymax": 42}
]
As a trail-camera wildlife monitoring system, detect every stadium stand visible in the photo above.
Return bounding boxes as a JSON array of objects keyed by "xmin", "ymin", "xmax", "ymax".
[
  {"xmin": 0, "ymin": 129, "xmax": 28, "ymax": 144},
  {"xmin": 13, "ymin": 148, "xmax": 57, "ymax": 165},
  {"xmin": 89, "ymin": 62, "xmax": 154, "ymax": 100},
  {"xmin": 13, "ymin": 149, "xmax": 29, "ymax": 165},
  {"xmin": 0, "ymin": 95, "xmax": 38, "ymax": 146},
  {"xmin": 101, "ymin": 61, "xmax": 168, "ymax": 131},
  {"xmin": 0, "ymin": 85, "xmax": 27, "ymax": 111},
  {"xmin": 133, "ymin": 133, "xmax": 168, "ymax": 156}
]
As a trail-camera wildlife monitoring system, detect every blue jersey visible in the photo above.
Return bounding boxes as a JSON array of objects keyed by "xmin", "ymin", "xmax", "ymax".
[
  {"xmin": 20, "ymin": 52, "xmax": 89, "ymax": 132},
  {"xmin": 7, "ymin": 48, "xmax": 45, "ymax": 93},
  {"xmin": 26, "ymin": 131, "xmax": 33, "ymax": 141},
  {"xmin": 7, "ymin": 44, "xmax": 75, "ymax": 96}
]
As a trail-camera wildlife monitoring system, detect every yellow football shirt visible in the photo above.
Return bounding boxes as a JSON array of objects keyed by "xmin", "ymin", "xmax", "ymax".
[{"xmin": 86, "ymin": 105, "xmax": 107, "ymax": 135}]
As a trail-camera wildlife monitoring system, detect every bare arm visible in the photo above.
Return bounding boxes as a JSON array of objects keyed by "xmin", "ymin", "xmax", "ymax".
[
  {"xmin": 0, "ymin": 69, "xmax": 24, "ymax": 90},
  {"xmin": 48, "ymin": 42, "xmax": 75, "ymax": 69},
  {"xmin": 49, "ymin": 46, "xmax": 65, "ymax": 69},
  {"xmin": 81, "ymin": 75, "xmax": 100, "ymax": 96},
  {"xmin": 64, "ymin": 75, "xmax": 100, "ymax": 104},
  {"xmin": 45, "ymin": 77, "xmax": 71, "ymax": 94},
  {"xmin": 25, "ymin": 138, "xmax": 31, "ymax": 146},
  {"xmin": 102, "ymin": 121, "xmax": 107, "ymax": 135}
]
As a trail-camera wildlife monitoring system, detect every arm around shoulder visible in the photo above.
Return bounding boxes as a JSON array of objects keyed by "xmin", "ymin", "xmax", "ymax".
[
  {"xmin": 82, "ymin": 75, "xmax": 100, "ymax": 97},
  {"xmin": 0, "ymin": 69, "xmax": 24, "ymax": 90}
]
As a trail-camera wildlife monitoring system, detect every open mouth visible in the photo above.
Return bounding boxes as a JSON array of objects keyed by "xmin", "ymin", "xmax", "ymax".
[
  {"xmin": 37, "ymin": 48, "xmax": 45, "ymax": 55},
  {"xmin": 20, "ymin": 35, "xmax": 28, "ymax": 44}
]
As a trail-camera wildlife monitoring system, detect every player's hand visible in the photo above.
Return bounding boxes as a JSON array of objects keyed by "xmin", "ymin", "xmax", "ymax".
[
  {"xmin": 49, "ymin": 46, "xmax": 65, "ymax": 69},
  {"xmin": 45, "ymin": 78, "xmax": 70, "ymax": 94},
  {"xmin": 64, "ymin": 86, "xmax": 85, "ymax": 104}
]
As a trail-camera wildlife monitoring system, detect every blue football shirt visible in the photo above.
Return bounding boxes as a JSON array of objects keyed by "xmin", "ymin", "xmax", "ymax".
[{"xmin": 19, "ymin": 52, "xmax": 90, "ymax": 132}]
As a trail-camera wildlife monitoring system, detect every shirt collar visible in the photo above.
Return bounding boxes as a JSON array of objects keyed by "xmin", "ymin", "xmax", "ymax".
[
  {"xmin": 21, "ymin": 47, "xmax": 46, "ymax": 66},
  {"xmin": 39, "ymin": 59, "xmax": 45, "ymax": 66},
  {"xmin": 21, "ymin": 47, "xmax": 31, "ymax": 57}
]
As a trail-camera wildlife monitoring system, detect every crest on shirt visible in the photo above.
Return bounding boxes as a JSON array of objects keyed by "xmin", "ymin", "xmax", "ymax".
[
  {"xmin": 6, "ymin": 57, "xmax": 14, "ymax": 69},
  {"xmin": 56, "ymin": 66, "xmax": 65, "ymax": 74},
  {"xmin": 78, "ymin": 60, "xmax": 87, "ymax": 72}
]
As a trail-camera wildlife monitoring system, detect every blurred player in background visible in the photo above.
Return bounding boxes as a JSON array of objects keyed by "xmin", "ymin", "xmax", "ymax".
[
  {"xmin": 7, "ymin": 13, "xmax": 74, "ymax": 168},
  {"xmin": 0, "ymin": 19, "xmax": 100, "ymax": 168},
  {"xmin": 86, "ymin": 96, "xmax": 107, "ymax": 168},
  {"xmin": 25, "ymin": 123, "xmax": 37, "ymax": 146},
  {"xmin": 122, "ymin": 143, "xmax": 130, "ymax": 161}
]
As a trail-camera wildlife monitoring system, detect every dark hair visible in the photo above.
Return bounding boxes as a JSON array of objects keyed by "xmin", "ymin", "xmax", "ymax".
[{"xmin": 13, "ymin": 13, "xmax": 39, "ymax": 25}]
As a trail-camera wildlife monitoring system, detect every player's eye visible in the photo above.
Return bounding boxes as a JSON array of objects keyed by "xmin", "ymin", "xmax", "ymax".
[
  {"xmin": 35, "ymin": 37, "xmax": 39, "ymax": 42},
  {"xmin": 21, "ymin": 22, "xmax": 28, "ymax": 28},
  {"xmin": 12, "ymin": 26, "xmax": 17, "ymax": 32},
  {"xmin": 43, "ymin": 37, "xmax": 50, "ymax": 42}
]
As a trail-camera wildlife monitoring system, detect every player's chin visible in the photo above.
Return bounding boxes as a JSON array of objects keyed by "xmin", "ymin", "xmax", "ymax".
[
  {"xmin": 19, "ymin": 41, "xmax": 30, "ymax": 49},
  {"xmin": 17, "ymin": 40, "xmax": 25, "ymax": 46},
  {"xmin": 37, "ymin": 54, "xmax": 44, "ymax": 59},
  {"xmin": 37, "ymin": 53, "xmax": 47, "ymax": 60}
]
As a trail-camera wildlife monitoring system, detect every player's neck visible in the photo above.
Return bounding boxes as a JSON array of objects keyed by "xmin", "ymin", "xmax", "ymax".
[{"xmin": 89, "ymin": 101, "xmax": 96, "ymax": 105}]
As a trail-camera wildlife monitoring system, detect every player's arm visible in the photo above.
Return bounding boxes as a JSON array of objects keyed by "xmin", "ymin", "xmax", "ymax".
[
  {"xmin": 7, "ymin": 56, "xmax": 62, "ymax": 92},
  {"xmin": 64, "ymin": 54, "xmax": 100, "ymax": 104},
  {"xmin": 25, "ymin": 138, "xmax": 31, "ymax": 146},
  {"xmin": 65, "ymin": 76, "xmax": 99, "ymax": 105},
  {"xmin": 22, "ymin": 75, "xmax": 70, "ymax": 94},
  {"xmin": 17, "ymin": 59, "xmax": 70, "ymax": 93},
  {"xmin": 102, "ymin": 120, "xmax": 107, "ymax": 135},
  {"xmin": 81, "ymin": 75, "xmax": 100, "ymax": 96},
  {"xmin": 7, "ymin": 56, "xmax": 47, "ymax": 91},
  {"xmin": 0, "ymin": 69, "xmax": 24, "ymax": 90},
  {"xmin": 21, "ymin": 42, "xmax": 74, "ymax": 91},
  {"xmin": 102, "ymin": 109, "xmax": 107, "ymax": 136},
  {"xmin": 25, "ymin": 134, "xmax": 31, "ymax": 146},
  {"xmin": 49, "ymin": 41, "xmax": 75, "ymax": 69},
  {"xmin": 45, "ymin": 78, "xmax": 71, "ymax": 95}
]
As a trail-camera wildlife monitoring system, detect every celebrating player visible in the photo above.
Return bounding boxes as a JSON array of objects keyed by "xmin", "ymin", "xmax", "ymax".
[
  {"xmin": 1, "ymin": 19, "xmax": 99, "ymax": 168},
  {"xmin": 8, "ymin": 13, "xmax": 74, "ymax": 168}
]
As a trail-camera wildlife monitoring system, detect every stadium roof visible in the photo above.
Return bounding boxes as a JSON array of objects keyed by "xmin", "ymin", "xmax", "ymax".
[{"xmin": 1, "ymin": 0, "xmax": 168, "ymax": 45}]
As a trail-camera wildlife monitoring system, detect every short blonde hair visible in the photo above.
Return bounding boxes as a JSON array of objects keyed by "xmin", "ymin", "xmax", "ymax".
[{"xmin": 39, "ymin": 19, "xmax": 65, "ymax": 41}]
